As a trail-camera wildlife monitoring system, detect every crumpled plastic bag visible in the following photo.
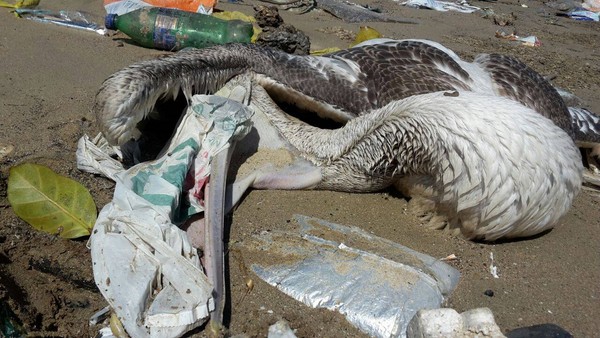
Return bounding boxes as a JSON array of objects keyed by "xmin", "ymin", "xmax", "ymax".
[{"xmin": 78, "ymin": 83, "xmax": 253, "ymax": 337}]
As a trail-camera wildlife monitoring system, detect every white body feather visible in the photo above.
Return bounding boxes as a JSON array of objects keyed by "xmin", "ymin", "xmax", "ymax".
[{"xmin": 388, "ymin": 92, "xmax": 583, "ymax": 240}]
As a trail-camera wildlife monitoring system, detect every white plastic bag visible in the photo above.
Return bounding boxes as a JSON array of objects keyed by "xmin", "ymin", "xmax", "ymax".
[{"xmin": 80, "ymin": 85, "xmax": 252, "ymax": 337}]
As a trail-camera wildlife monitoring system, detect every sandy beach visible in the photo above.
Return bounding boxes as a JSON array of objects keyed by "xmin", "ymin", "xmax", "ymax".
[{"xmin": 0, "ymin": 0, "xmax": 599, "ymax": 336}]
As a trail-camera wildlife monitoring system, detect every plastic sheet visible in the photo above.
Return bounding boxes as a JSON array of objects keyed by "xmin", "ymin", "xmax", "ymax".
[
  {"xmin": 14, "ymin": 9, "xmax": 107, "ymax": 35},
  {"xmin": 246, "ymin": 214, "xmax": 460, "ymax": 338},
  {"xmin": 78, "ymin": 84, "xmax": 253, "ymax": 337},
  {"xmin": 400, "ymin": 0, "xmax": 480, "ymax": 13}
]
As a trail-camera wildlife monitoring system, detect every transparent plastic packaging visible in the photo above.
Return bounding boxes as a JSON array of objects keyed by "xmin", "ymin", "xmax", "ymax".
[{"xmin": 14, "ymin": 9, "xmax": 107, "ymax": 35}]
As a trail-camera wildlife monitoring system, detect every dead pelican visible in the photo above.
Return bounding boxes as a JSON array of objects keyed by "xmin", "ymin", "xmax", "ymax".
[{"xmin": 95, "ymin": 39, "xmax": 595, "ymax": 242}]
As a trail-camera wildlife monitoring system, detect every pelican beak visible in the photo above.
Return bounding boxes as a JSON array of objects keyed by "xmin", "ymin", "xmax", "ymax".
[{"xmin": 203, "ymin": 142, "xmax": 236, "ymax": 332}]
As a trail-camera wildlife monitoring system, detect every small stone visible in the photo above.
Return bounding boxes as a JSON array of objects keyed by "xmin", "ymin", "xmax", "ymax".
[{"xmin": 484, "ymin": 289, "xmax": 495, "ymax": 297}]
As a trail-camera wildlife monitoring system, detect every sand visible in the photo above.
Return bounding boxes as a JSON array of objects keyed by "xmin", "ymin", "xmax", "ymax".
[{"xmin": 0, "ymin": 0, "xmax": 599, "ymax": 336}]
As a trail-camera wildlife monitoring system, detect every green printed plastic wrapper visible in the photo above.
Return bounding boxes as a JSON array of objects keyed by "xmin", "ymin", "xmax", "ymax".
[{"xmin": 77, "ymin": 82, "xmax": 252, "ymax": 337}]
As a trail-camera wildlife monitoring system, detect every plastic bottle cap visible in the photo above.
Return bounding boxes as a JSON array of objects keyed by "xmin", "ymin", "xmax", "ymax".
[{"xmin": 105, "ymin": 14, "xmax": 118, "ymax": 30}]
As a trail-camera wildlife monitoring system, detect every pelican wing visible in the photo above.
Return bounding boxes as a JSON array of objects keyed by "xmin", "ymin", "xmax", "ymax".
[
  {"xmin": 474, "ymin": 53, "xmax": 573, "ymax": 136},
  {"xmin": 328, "ymin": 40, "xmax": 472, "ymax": 109}
]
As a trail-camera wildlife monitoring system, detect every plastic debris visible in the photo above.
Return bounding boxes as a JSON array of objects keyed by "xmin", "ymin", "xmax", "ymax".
[
  {"xmin": 566, "ymin": 8, "xmax": 599, "ymax": 21},
  {"xmin": 400, "ymin": 0, "xmax": 481, "ymax": 13},
  {"xmin": 79, "ymin": 83, "xmax": 253, "ymax": 337},
  {"xmin": 245, "ymin": 214, "xmax": 460, "ymax": 338},
  {"xmin": 212, "ymin": 10, "xmax": 262, "ymax": 43},
  {"xmin": 406, "ymin": 308, "xmax": 506, "ymax": 338},
  {"xmin": 0, "ymin": 300, "xmax": 26, "ymax": 337},
  {"xmin": 89, "ymin": 306, "xmax": 111, "ymax": 326},
  {"xmin": 441, "ymin": 253, "xmax": 458, "ymax": 261},
  {"xmin": 14, "ymin": 9, "xmax": 107, "ymax": 35},
  {"xmin": 353, "ymin": 25, "xmax": 383, "ymax": 45},
  {"xmin": 268, "ymin": 320, "xmax": 298, "ymax": 338},
  {"xmin": 489, "ymin": 252, "xmax": 499, "ymax": 278},
  {"xmin": 0, "ymin": 0, "xmax": 39, "ymax": 9},
  {"xmin": 0, "ymin": 144, "xmax": 14, "ymax": 160},
  {"xmin": 495, "ymin": 30, "xmax": 541, "ymax": 47},
  {"xmin": 105, "ymin": 7, "xmax": 254, "ymax": 51},
  {"xmin": 103, "ymin": 0, "xmax": 215, "ymax": 15},
  {"xmin": 583, "ymin": 0, "xmax": 600, "ymax": 11}
]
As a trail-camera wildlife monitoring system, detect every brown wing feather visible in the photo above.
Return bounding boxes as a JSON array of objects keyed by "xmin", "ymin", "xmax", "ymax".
[
  {"xmin": 329, "ymin": 41, "xmax": 472, "ymax": 108},
  {"xmin": 474, "ymin": 53, "xmax": 573, "ymax": 137}
]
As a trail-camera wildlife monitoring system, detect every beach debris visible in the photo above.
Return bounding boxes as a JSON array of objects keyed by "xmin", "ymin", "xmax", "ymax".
[
  {"xmin": 0, "ymin": 300, "xmax": 26, "ymax": 337},
  {"xmin": 353, "ymin": 25, "xmax": 383, "ymax": 44},
  {"xmin": 441, "ymin": 253, "xmax": 458, "ymax": 261},
  {"xmin": 7, "ymin": 163, "xmax": 96, "ymax": 239},
  {"xmin": 400, "ymin": 0, "xmax": 481, "ymax": 13},
  {"xmin": 238, "ymin": 277, "xmax": 254, "ymax": 303},
  {"xmin": 79, "ymin": 81, "xmax": 253, "ymax": 337},
  {"xmin": 103, "ymin": 0, "xmax": 215, "ymax": 15},
  {"xmin": 0, "ymin": 144, "xmax": 14, "ymax": 160},
  {"xmin": 583, "ymin": 0, "xmax": 600, "ymax": 11},
  {"xmin": 213, "ymin": 10, "xmax": 262, "ymax": 42},
  {"xmin": 495, "ymin": 30, "xmax": 541, "ymax": 47},
  {"xmin": 105, "ymin": 7, "xmax": 253, "ymax": 50},
  {"xmin": 482, "ymin": 9, "xmax": 516, "ymax": 25},
  {"xmin": 268, "ymin": 320, "xmax": 297, "ymax": 338},
  {"xmin": 0, "ymin": 0, "xmax": 38, "ymax": 9},
  {"xmin": 260, "ymin": 0, "xmax": 419, "ymax": 23},
  {"xmin": 109, "ymin": 313, "xmax": 128, "ymax": 337},
  {"xmin": 406, "ymin": 308, "xmax": 506, "ymax": 338},
  {"xmin": 14, "ymin": 9, "xmax": 107, "ymax": 35},
  {"xmin": 564, "ymin": 8, "xmax": 599, "ymax": 21},
  {"xmin": 89, "ymin": 306, "xmax": 111, "ymax": 327},
  {"xmin": 253, "ymin": 5, "xmax": 311, "ymax": 55},
  {"xmin": 545, "ymin": 0, "xmax": 599, "ymax": 20},
  {"xmin": 246, "ymin": 214, "xmax": 460, "ymax": 338},
  {"xmin": 489, "ymin": 252, "xmax": 499, "ymax": 278}
]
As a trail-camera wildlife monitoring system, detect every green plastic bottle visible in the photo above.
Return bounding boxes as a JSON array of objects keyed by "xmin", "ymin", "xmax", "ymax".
[{"xmin": 105, "ymin": 7, "xmax": 254, "ymax": 51}]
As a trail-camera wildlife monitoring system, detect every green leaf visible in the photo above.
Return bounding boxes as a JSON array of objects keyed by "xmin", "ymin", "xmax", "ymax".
[{"xmin": 7, "ymin": 163, "xmax": 96, "ymax": 238}]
